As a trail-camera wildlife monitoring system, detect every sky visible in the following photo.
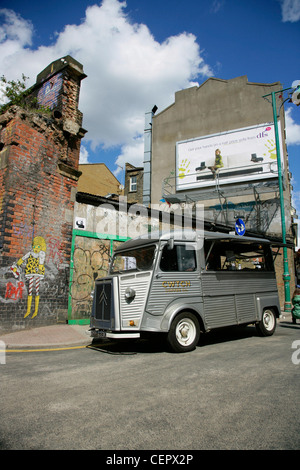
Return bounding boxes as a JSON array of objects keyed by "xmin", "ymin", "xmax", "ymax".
[{"xmin": 0, "ymin": 0, "xmax": 299, "ymax": 238}]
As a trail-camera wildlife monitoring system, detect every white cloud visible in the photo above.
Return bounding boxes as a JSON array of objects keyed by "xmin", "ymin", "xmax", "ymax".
[
  {"xmin": 0, "ymin": 9, "xmax": 33, "ymax": 46},
  {"xmin": 0, "ymin": 0, "xmax": 213, "ymax": 172},
  {"xmin": 114, "ymin": 136, "xmax": 144, "ymax": 175},
  {"xmin": 1, "ymin": 1, "xmax": 298, "ymax": 184},
  {"xmin": 0, "ymin": 8, "xmax": 57, "ymax": 88},
  {"xmin": 79, "ymin": 144, "xmax": 90, "ymax": 164},
  {"xmin": 292, "ymin": 188, "xmax": 300, "ymax": 210},
  {"xmin": 280, "ymin": 0, "xmax": 300, "ymax": 22},
  {"xmin": 285, "ymin": 107, "xmax": 300, "ymax": 145}
]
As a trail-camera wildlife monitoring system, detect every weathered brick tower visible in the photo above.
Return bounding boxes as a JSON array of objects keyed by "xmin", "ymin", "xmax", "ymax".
[{"xmin": 0, "ymin": 56, "xmax": 87, "ymax": 331}]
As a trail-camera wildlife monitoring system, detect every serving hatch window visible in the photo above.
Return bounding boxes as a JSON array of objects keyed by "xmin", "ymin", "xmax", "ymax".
[
  {"xmin": 110, "ymin": 245, "xmax": 156, "ymax": 273},
  {"xmin": 204, "ymin": 240, "xmax": 274, "ymax": 272}
]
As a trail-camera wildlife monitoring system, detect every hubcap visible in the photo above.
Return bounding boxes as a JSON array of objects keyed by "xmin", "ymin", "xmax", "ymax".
[
  {"xmin": 263, "ymin": 311, "xmax": 275, "ymax": 331},
  {"xmin": 176, "ymin": 319, "xmax": 196, "ymax": 346}
]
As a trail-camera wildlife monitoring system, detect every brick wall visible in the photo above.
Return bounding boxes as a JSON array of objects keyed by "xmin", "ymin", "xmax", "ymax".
[{"xmin": 0, "ymin": 56, "xmax": 86, "ymax": 332}]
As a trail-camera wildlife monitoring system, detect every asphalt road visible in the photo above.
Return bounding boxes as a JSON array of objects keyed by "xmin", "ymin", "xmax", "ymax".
[{"xmin": 0, "ymin": 320, "xmax": 299, "ymax": 451}]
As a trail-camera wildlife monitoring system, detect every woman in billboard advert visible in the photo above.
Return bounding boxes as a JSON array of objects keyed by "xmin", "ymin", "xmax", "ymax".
[{"xmin": 209, "ymin": 148, "xmax": 224, "ymax": 178}]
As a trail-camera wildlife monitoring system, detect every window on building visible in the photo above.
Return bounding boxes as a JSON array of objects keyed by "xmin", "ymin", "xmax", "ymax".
[{"xmin": 130, "ymin": 175, "xmax": 137, "ymax": 192}]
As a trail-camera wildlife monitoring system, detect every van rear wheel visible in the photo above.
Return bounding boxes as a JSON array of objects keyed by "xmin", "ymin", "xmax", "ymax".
[
  {"xmin": 167, "ymin": 312, "xmax": 200, "ymax": 353},
  {"xmin": 256, "ymin": 308, "xmax": 276, "ymax": 336}
]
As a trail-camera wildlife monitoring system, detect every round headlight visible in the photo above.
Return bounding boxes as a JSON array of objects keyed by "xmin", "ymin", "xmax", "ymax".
[{"xmin": 125, "ymin": 287, "xmax": 136, "ymax": 300}]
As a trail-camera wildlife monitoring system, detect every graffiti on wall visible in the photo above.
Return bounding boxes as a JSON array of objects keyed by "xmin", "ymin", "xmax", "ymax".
[
  {"xmin": 70, "ymin": 237, "xmax": 111, "ymax": 320},
  {"xmin": 10, "ymin": 236, "xmax": 47, "ymax": 318},
  {"xmin": 1, "ymin": 228, "xmax": 66, "ymax": 313},
  {"xmin": 37, "ymin": 73, "xmax": 63, "ymax": 110},
  {"xmin": 5, "ymin": 280, "xmax": 25, "ymax": 301},
  {"xmin": 47, "ymin": 237, "xmax": 64, "ymax": 268},
  {"xmin": 0, "ymin": 236, "xmax": 47, "ymax": 318},
  {"xmin": 0, "ymin": 232, "xmax": 127, "ymax": 322}
]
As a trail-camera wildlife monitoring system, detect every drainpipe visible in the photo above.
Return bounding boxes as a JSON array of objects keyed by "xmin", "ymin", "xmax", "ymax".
[{"xmin": 143, "ymin": 105, "xmax": 157, "ymax": 207}]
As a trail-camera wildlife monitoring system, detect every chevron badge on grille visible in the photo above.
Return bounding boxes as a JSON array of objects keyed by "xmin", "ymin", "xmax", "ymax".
[{"xmin": 99, "ymin": 287, "xmax": 108, "ymax": 306}]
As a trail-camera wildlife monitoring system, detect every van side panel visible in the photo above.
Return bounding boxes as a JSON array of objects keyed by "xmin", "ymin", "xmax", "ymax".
[
  {"xmin": 256, "ymin": 294, "xmax": 281, "ymax": 319},
  {"xmin": 202, "ymin": 271, "xmax": 278, "ymax": 329},
  {"xmin": 145, "ymin": 271, "xmax": 202, "ymax": 317}
]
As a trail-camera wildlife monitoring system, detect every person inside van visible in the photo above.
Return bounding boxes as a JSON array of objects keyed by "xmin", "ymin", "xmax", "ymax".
[{"xmin": 292, "ymin": 286, "xmax": 300, "ymax": 324}]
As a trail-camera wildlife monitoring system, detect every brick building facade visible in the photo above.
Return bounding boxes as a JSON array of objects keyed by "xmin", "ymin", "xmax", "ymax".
[
  {"xmin": 124, "ymin": 163, "xmax": 144, "ymax": 204},
  {"xmin": 0, "ymin": 56, "xmax": 86, "ymax": 332}
]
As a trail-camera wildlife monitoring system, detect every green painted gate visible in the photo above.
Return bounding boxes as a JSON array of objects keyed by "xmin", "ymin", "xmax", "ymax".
[{"xmin": 68, "ymin": 230, "xmax": 129, "ymax": 324}]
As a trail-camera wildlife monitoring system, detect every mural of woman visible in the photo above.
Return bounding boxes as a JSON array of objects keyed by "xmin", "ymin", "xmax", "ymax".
[{"xmin": 12, "ymin": 236, "xmax": 47, "ymax": 318}]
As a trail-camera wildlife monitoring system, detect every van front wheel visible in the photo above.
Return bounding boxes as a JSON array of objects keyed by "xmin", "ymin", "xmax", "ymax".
[
  {"xmin": 256, "ymin": 308, "xmax": 276, "ymax": 336},
  {"xmin": 167, "ymin": 312, "xmax": 200, "ymax": 353}
]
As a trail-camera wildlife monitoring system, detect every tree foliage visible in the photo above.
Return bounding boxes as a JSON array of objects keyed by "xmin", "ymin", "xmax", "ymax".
[
  {"xmin": 0, "ymin": 74, "xmax": 30, "ymax": 112},
  {"xmin": 0, "ymin": 74, "xmax": 51, "ymax": 116}
]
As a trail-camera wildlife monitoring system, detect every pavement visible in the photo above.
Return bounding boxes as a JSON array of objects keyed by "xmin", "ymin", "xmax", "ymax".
[
  {"xmin": 0, "ymin": 313, "xmax": 295, "ymax": 351},
  {"xmin": 0, "ymin": 323, "xmax": 93, "ymax": 350}
]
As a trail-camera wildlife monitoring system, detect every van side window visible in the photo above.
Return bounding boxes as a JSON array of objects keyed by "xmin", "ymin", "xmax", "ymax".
[
  {"xmin": 160, "ymin": 244, "xmax": 197, "ymax": 272},
  {"xmin": 204, "ymin": 240, "xmax": 274, "ymax": 271}
]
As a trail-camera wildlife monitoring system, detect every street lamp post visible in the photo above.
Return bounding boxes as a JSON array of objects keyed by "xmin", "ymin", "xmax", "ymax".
[{"xmin": 263, "ymin": 87, "xmax": 294, "ymax": 312}]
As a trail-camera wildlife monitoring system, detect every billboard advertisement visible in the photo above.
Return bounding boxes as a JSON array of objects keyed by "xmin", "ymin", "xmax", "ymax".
[{"xmin": 176, "ymin": 123, "xmax": 283, "ymax": 191}]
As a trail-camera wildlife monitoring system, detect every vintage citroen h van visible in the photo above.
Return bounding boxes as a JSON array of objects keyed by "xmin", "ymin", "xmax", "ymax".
[{"xmin": 89, "ymin": 230, "xmax": 280, "ymax": 352}]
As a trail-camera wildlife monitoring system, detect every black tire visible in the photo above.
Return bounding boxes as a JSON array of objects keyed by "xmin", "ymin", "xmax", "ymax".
[
  {"xmin": 256, "ymin": 308, "xmax": 277, "ymax": 336},
  {"xmin": 167, "ymin": 312, "xmax": 200, "ymax": 353}
]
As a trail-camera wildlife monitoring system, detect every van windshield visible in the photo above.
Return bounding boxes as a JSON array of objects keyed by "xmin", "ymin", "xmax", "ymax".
[{"xmin": 110, "ymin": 245, "xmax": 156, "ymax": 274}]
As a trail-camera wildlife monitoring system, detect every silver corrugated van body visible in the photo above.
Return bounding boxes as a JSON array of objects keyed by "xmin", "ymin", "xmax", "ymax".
[{"xmin": 90, "ymin": 230, "xmax": 280, "ymax": 352}]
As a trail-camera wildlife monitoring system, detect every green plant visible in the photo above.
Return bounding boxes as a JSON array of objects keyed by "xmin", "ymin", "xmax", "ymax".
[
  {"xmin": 0, "ymin": 74, "xmax": 51, "ymax": 116},
  {"xmin": 0, "ymin": 74, "xmax": 29, "ymax": 111}
]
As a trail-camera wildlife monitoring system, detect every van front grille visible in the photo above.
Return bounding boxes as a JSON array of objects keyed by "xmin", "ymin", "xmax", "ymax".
[{"xmin": 95, "ymin": 280, "xmax": 112, "ymax": 322}]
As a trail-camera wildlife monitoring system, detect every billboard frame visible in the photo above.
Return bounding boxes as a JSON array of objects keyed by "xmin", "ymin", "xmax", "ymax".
[{"xmin": 175, "ymin": 122, "xmax": 283, "ymax": 192}]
